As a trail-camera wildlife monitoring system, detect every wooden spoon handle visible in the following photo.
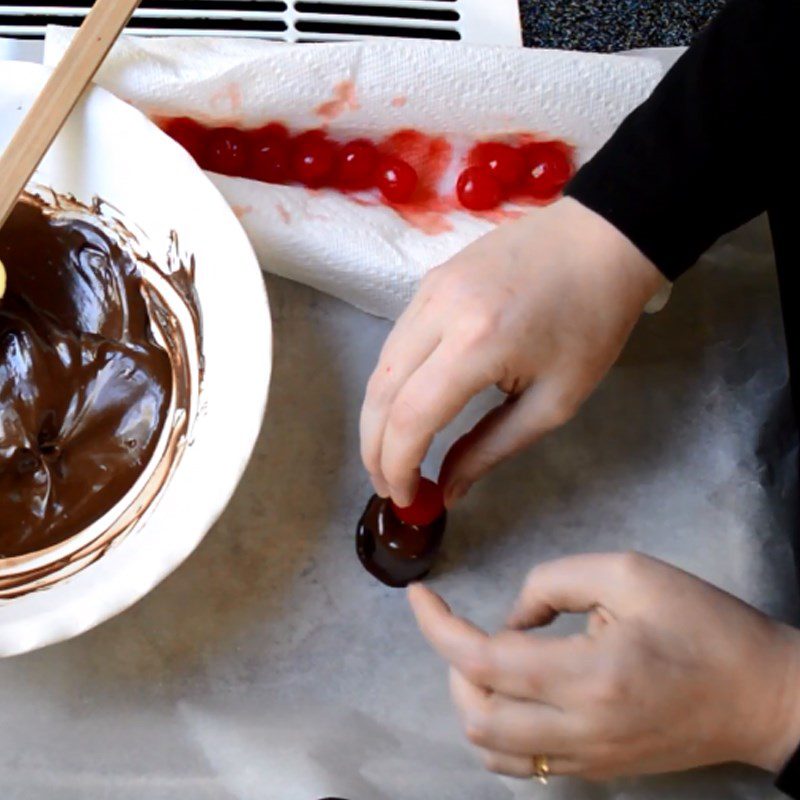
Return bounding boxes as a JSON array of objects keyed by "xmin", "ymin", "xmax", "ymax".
[{"xmin": 0, "ymin": 0, "xmax": 140, "ymax": 234}]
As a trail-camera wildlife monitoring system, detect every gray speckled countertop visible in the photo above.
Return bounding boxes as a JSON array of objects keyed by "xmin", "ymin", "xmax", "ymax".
[{"xmin": 520, "ymin": 0, "xmax": 726, "ymax": 51}]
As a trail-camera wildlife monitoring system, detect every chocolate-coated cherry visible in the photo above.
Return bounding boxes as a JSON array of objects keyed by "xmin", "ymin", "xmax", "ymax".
[
  {"xmin": 457, "ymin": 166, "xmax": 503, "ymax": 211},
  {"xmin": 470, "ymin": 142, "xmax": 526, "ymax": 190},
  {"xmin": 247, "ymin": 123, "xmax": 291, "ymax": 184},
  {"xmin": 357, "ymin": 478, "xmax": 447, "ymax": 588},
  {"xmin": 291, "ymin": 131, "xmax": 338, "ymax": 187},
  {"xmin": 377, "ymin": 156, "xmax": 418, "ymax": 204},
  {"xmin": 162, "ymin": 117, "xmax": 208, "ymax": 164},
  {"xmin": 336, "ymin": 139, "xmax": 379, "ymax": 190},
  {"xmin": 521, "ymin": 143, "xmax": 572, "ymax": 199},
  {"xmin": 205, "ymin": 127, "xmax": 249, "ymax": 176}
]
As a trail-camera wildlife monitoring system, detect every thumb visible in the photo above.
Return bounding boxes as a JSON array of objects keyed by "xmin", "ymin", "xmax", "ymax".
[
  {"xmin": 506, "ymin": 553, "xmax": 628, "ymax": 630},
  {"xmin": 439, "ymin": 380, "xmax": 576, "ymax": 507}
]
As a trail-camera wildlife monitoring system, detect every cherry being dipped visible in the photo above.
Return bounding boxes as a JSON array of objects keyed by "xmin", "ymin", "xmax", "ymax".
[{"xmin": 356, "ymin": 478, "xmax": 447, "ymax": 588}]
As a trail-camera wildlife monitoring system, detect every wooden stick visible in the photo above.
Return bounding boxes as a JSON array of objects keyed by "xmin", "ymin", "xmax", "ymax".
[{"xmin": 0, "ymin": 0, "xmax": 140, "ymax": 242}]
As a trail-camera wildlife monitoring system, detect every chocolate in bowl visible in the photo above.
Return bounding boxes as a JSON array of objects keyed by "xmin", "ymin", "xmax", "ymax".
[{"xmin": 0, "ymin": 189, "xmax": 201, "ymax": 597}]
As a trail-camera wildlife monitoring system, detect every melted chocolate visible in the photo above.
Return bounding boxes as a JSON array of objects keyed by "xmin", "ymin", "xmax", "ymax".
[
  {"xmin": 356, "ymin": 495, "xmax": 446, "ymax": 588},
  {"xmin": 0, "ymin": 200, "xmax": 173, "ymax": 559}
]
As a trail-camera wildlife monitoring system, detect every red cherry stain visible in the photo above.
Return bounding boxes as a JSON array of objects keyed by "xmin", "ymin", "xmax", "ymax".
[
  {"xmin": 231, "ymin": 204, "xmax": 253, "ymax": 219},
  {"xmin": 379, "ymin": 129, "xmax": 453, "ymax": 202},
  {"xmin": 394, "ymin": 206, "xmax": 455, "ymax": 235},
  {"xmin": 315, "ymin": 79, "xmax": 360, "ymax": 122},
  {"xmin": 391, "ymin": 478, "xmax": 445, "ymax": 527},
  {"xmin": 205, "ymin": 127, "xmax": 249, "ymax": 176},
  {"xmin": 210, "ymin": 82, "xmax": 244, "ymax": 115},
  {"xmin": 473, "ymin": 208, "xmax": 525, "ymax": 225}
]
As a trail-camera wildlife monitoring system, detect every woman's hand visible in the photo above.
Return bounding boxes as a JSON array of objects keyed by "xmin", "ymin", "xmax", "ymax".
[
  {"xmin": 409, "ymin": 553, "xmax": 800, "ymax": 781},
  {"xmin": 360, "ymin": 197, "xmax": 666, "ymax": 508}
]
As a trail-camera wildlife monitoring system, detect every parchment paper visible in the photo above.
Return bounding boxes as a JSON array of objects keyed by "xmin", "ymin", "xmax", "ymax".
[{"xmin": 0, "ymin": 216, "xmax": 797, "ymax": 799}]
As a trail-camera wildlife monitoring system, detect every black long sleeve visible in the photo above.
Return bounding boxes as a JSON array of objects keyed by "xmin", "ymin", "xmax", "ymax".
[
  {"xmin": 566, "ymin": 0, "xmax": 797, "ymax": 281},
  {"xmin": 566, "ymin": 2, "xmax": 800, "ymax": 795}
]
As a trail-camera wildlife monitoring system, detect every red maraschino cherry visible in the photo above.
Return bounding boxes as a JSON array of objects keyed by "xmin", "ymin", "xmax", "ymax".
[
  {"xmin": 469, "ymin": 141, "xmax": 526, "ymax": 191},
  {"xmin": 377, "ymin": 156, "xmax": 418, "ymax": 204},
  {"xmin": 205, "ymin": 127, "xmax": 249, "ymax": 176},
  {"xmin": 521, "ymin": 143, "xmax": 573, "ymax": 199},
  {"xmin": 457, "ymin": 166, "xmax": 504, "ymax": 211},
  {"xmin": 247, "ymin": 123, "xmax": 291, "ymax": 184},
  {"xmin": 161, "ymin": 117, "xmax": 208, "ymax": 164},
  {"xmin": 391, "ymin": 478, "xmax": 445, "ymax": 527},
  {"xmin": 290, "ymin": 131, "xmax": 338, "ymax": 187},
  {"xmin": 336, "ymin": 139, "xmax": 380, "ymax": 190}
]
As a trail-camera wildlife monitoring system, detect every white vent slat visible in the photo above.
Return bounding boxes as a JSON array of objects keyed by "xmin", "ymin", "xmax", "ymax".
[
  {"xmin": 0, "ymin": 0, "xmax": 522, "ymax": 46},
  {"xmin": 0, "ymin": 25, "xmax": 286, "ymax": 36},
  {"xmin": 298, "ymin": 14, "xmax": 456, "ymax": 29},
  {"xmin": 1, "ymin": 7, "xmax": 287, "ymax": 20},
  {"xmin": 0, "ymin": 2, "xmax": 462, "ymax": 16},
  {"xmin": 293, "ymin": 1, "xmax": 459, "ymax": 10}
]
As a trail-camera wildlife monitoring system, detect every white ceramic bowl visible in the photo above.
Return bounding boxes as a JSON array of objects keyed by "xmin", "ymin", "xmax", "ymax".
[{"xmin": 0, "ymin": 61, "xmax": 272, "ymax": 657}]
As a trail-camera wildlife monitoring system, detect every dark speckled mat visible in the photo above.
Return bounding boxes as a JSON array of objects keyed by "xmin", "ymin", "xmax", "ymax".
[{"xmin": 519, "ymin": 0, "xmax": 726, "ymax": 52}]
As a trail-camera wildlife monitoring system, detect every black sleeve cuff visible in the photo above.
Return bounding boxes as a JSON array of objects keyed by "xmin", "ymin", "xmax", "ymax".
[
  {"xmin": 777, "ymin": 743, "xmax": 800, "ymax": 798},
  {"xmin": 564, "ymin": 162, "xmax": 704, "ymax": 284},
  {"xmin": 563, "ymin": 0, "xmax": 794, "ymax": 283}
]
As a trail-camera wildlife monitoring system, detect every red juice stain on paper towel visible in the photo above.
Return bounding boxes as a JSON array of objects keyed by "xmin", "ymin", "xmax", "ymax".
[
  {"xmin": 315, "ymin": 80, "xmax": 360, "ymax": 122},
  {"xmin": 210, "ymin": 83, "xmax": 244, "ymax": 116},
  {"xmin": 231, "ymin": 204, "xmax": 253, "ymax": 219}
]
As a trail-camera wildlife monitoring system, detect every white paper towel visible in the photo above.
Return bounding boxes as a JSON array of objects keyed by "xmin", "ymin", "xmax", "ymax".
[{"xmin": 44, "ymin": 28, "xmax": 667, "ymax": 320}]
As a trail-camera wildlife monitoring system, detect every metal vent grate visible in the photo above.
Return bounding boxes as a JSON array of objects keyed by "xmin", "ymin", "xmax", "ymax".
[{"xmin": 0, "ymin": 1, "xmax": 522, "ymax": 44}]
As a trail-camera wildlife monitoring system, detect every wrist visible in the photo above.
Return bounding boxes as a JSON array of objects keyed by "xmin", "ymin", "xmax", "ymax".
[
  {"xmin": 556, "ymin": 196, "xmax": 668, "ymax": 311},
  {"xmin": 745, "ymin": 624, "xmax": 800, "ymax": 773}
]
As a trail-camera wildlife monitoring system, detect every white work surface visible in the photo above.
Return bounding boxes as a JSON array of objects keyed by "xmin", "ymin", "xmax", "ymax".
[{"xmin": 1, "ymin": 217, "xmax": 798, "ymax": 800}]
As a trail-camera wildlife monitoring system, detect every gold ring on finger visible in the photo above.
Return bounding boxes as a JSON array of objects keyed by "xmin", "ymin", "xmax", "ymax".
[{"xmin": 532, "ymin": 754, "xmax": 551, "ymax": 785}]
